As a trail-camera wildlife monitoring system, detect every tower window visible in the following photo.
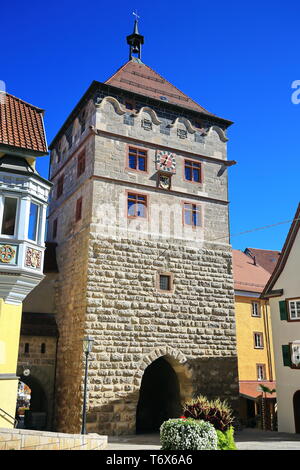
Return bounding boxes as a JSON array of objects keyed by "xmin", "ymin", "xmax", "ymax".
[
  {"xmin": 24, "ymin": 343, "xmax": 30, "ymax": 354},
  {"xmin": 57, "ymin": 175, "xmax": 64, "ymax": 199},
  {"xmin": 41, "ymin": 343, "xmax": 46, "ymax": 354},
  {"xmin": 75, "ymin": 197, "xmax": 82, "ymax": 222},
  {"xmin": 127, "ymin": 192, "xmax": 147, "ymax": 218},
  {"xmin": 157, "ymin": 273, "xmax": 173, "ymax": 293},
  {"xmin": 77, "ymin": 150, "xmax": 86, "ymax": 177},
  {"xmin": 183, "ymin": 203, "xmax": 201, "ymax": 228},
  {"xmin": 184, "ymin": 159, "xmax": 202, "ymax": 183},
  {"xmin": 160, "ymin": 275, "xmax": 171, "ymax": 291},
  {"xmin": 53, "ymin": 218, "xmax": 58, "ymax": 239},
  {"xmin": 128, "ymin": 147, "xmax": 147, "ymax": 172}
]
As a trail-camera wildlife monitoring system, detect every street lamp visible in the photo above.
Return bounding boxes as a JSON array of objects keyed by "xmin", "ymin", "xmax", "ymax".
[{"xmin": 81, "ymin": 336, "xmax": 94, "ymax": 435}]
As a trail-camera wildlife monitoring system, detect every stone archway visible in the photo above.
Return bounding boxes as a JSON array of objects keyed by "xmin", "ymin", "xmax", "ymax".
[
  {"xmin": 135, "ymin": 351, "xmax": 193, "ymax": 434},
  {"xmin": 17, "ymin": 365, "xmax": 54, "ymax": 431},
  {"xmin": 17, "ymin": 375, "xmax": 47, "ymax": 430}
]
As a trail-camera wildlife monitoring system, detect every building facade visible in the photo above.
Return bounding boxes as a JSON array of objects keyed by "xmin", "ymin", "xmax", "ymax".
[
  {"xmin": 47, "ymin": 23, "xmax": 239, "ymax": 435},
  {"xmin": 0, "ymin": 92, "xmax": 51, "ymax": 427},
  {"xmin": 232, "ymin": 249, "xmax": 276, "ymax": 429},
  {"xmin": 262, "ymin": 203, "xmax": 300, "ymax": 433},
  {"xmin": 17, "ymin": 244, "xmax": 59, "ymax": 431}
]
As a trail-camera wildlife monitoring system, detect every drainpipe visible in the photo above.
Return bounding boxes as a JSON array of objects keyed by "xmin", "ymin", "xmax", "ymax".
[{"xmin": 263, "ymin": 300, "xmax": 273, "ymax": 382}]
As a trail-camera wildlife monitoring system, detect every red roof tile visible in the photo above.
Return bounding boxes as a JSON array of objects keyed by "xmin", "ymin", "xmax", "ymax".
[
  {"xmin": 239, "ymin": 381, "xmax": 277, "ymax": 399},
  {"xmin": 0, "ymin": 92, "xmax": 47, "ymax": 154},
  {"xmin": 232, "ymin": 249, "xmax": 271, "ymax": 293},
  {"xmin": 105, "ymin": 59, "xmax": 218, "ymax": 116},
  {"xmin": 263, "ymin": 203, "xmax": 300, "ymax": 297},
  {"xmin": 244, "ymin": 248, "xmax": 281, "ymax": 274}
]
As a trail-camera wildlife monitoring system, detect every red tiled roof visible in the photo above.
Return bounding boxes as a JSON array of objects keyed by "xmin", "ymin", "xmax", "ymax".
[
  {"xmin": 245, "ymin": 248, "xmax": 281, "ymax": 274},
  {"xmin": 0, "ymin": 92, "xmax": 47, "ymax": 154},
  {"xmin": 105, "ymin": 59, "xmax": 218, "ymax": 116},
  {"xmin": 232, "ymin": 249, "xmax": 271, "ymax": 293},
  {"xmin": 239, "ymin": 381, "xmax": 276, "ymax": 399},
  {"xmin": 263, "ymin": 203, "xmax": 300, "ymax": 297}
]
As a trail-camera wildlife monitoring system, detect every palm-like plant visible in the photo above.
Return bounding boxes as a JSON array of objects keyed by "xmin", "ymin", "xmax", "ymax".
[{"xmin": 259, "ymin": 384, "xmax": 276, "ymax": 430}]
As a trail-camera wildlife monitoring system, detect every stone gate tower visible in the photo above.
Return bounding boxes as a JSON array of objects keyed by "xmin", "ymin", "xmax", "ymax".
[{"xmin": 48, "ymin": 21, "xmax": 239, "ymax": 435}]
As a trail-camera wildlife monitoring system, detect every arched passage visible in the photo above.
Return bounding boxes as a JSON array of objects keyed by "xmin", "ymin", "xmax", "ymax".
[
  {"xmin": 136, "ymin": 356, "xmax": 182, "ymax": 433},
  {"xmin": 18, "ymin": 376, "xmax": 48, "ymax": 430},
  {"xmin": 293, "ymin": 390, "xmax": 300, "ymax": 433}
]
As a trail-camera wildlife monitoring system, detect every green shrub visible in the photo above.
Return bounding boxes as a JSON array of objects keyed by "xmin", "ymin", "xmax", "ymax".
[
  {"xmin": 183, "ymin": 395, "xmax": 234, "ymax": 432},
  {"xmin": 216, "ymin": 426, "xmax": 236, "ymax": 450},
  {"xmin": 160, "ymin": 418, "xmax": 218, "ymax": 450}
]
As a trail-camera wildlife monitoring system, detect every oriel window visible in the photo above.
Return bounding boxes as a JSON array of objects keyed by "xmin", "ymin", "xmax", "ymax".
[
  {"xmin": 27, "ymin": 202, "xmax": 39, "ymax": 241},
  {"xmin": 1, "ymin": 197, "xmax": 18, "ymax": 236}
]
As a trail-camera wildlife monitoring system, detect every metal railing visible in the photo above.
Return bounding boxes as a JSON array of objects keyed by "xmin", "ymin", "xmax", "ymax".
[{"xmin": 0, "ymin": 408, "xmax": 18, "ymax": 428}]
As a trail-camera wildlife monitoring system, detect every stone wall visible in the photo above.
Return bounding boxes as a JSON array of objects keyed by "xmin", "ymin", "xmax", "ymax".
[
  {"xmin": 47, "ymin": 83, "xmax": 238, "ymax": 436},
  {"xmin": 0, "ymin": 427, "xmax": 107, "ymax": 450},
  {"xmin": 53, "ymin": 224, "xmax": 91, "ymax": 434},
  {"xmin": 84, "ymin": 236, "xmax": 238, "ymax": 435}
]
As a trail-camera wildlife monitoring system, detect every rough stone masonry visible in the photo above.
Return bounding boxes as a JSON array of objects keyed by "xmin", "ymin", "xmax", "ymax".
[{"xmin": 47, "ymin": 58, "xmax": 239, "ymax": 435}]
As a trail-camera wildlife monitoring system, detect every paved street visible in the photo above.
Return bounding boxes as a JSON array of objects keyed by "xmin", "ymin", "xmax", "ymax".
[{"xmin": 107, "ymin": 428, "xmax": 300, "ymax": 451}]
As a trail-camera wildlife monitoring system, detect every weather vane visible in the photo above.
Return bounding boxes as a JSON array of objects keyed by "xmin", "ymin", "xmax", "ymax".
[{"xmin": 133, "ymin": 10, "xmax": 140, "ymax": 21}]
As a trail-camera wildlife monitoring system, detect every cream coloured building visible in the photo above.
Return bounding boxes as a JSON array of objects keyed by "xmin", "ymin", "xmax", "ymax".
[{"xmin": 262, "ymin": 203, "xmax": 300, "ymax": 433}]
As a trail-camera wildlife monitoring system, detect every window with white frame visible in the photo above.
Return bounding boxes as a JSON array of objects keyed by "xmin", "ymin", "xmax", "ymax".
[
  {"xmin": 288, "ymin": 299, "xmax": 300, "ymax": 320},
  {"xmin": 1, "ymin": 196, "xmax": 18, "ymax": 236},
  {"xmin": 254, "ymin": 332, "xmax": 264, "ymax": 349},
  {"xmin": 257, "ymin": 364, "xmax": 266, "ymax": 380},
  {"xmin": 252, "ymin": 302, "xmax": 261, "ymax": 317},
  {"xmin": 27, "ymin": 202, "xmax": 40, "ymax": 242}
]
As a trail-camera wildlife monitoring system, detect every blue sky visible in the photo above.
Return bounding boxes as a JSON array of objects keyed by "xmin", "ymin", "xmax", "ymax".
[{"xmin": 1, "ymin": 0, "xmax": 299, "ymax": 251}]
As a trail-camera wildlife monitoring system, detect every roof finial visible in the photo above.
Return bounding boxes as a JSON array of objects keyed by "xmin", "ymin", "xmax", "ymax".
[{"xmin": 127, "ymin": 12, "xmax": 144, "ymax": 61}]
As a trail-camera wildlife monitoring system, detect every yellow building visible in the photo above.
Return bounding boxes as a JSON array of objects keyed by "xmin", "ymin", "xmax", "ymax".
[
  {"xmin": 232, "ymin": 248, "xmax": 278, "ymax": 429},
  {"xmin": 0, "ymin": 92, "xmax": 51, "ymax": 427}
]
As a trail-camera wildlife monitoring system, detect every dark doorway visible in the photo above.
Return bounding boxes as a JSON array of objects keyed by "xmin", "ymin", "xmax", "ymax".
[
  {"xmin": 136, "ymin": 356, "xmax": 181, "ymax": 433},
  {"xmin": 17, "ymin": 376, "xmax": 47, "ymax": 430},
  {"xmin": 293, "ymin": 390, "xmax": 300, "ymax": 433}
]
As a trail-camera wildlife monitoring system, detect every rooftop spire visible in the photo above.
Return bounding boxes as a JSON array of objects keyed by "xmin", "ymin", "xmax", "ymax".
[{"xmin": 127, "ymin": 12, "xmax": 144, "ymax": 61}]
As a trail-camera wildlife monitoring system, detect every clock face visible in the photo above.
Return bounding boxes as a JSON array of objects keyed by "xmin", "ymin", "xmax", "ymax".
[{"xmin": 156, "ymin": 151, "xmax": 176, "ymax": 173}]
